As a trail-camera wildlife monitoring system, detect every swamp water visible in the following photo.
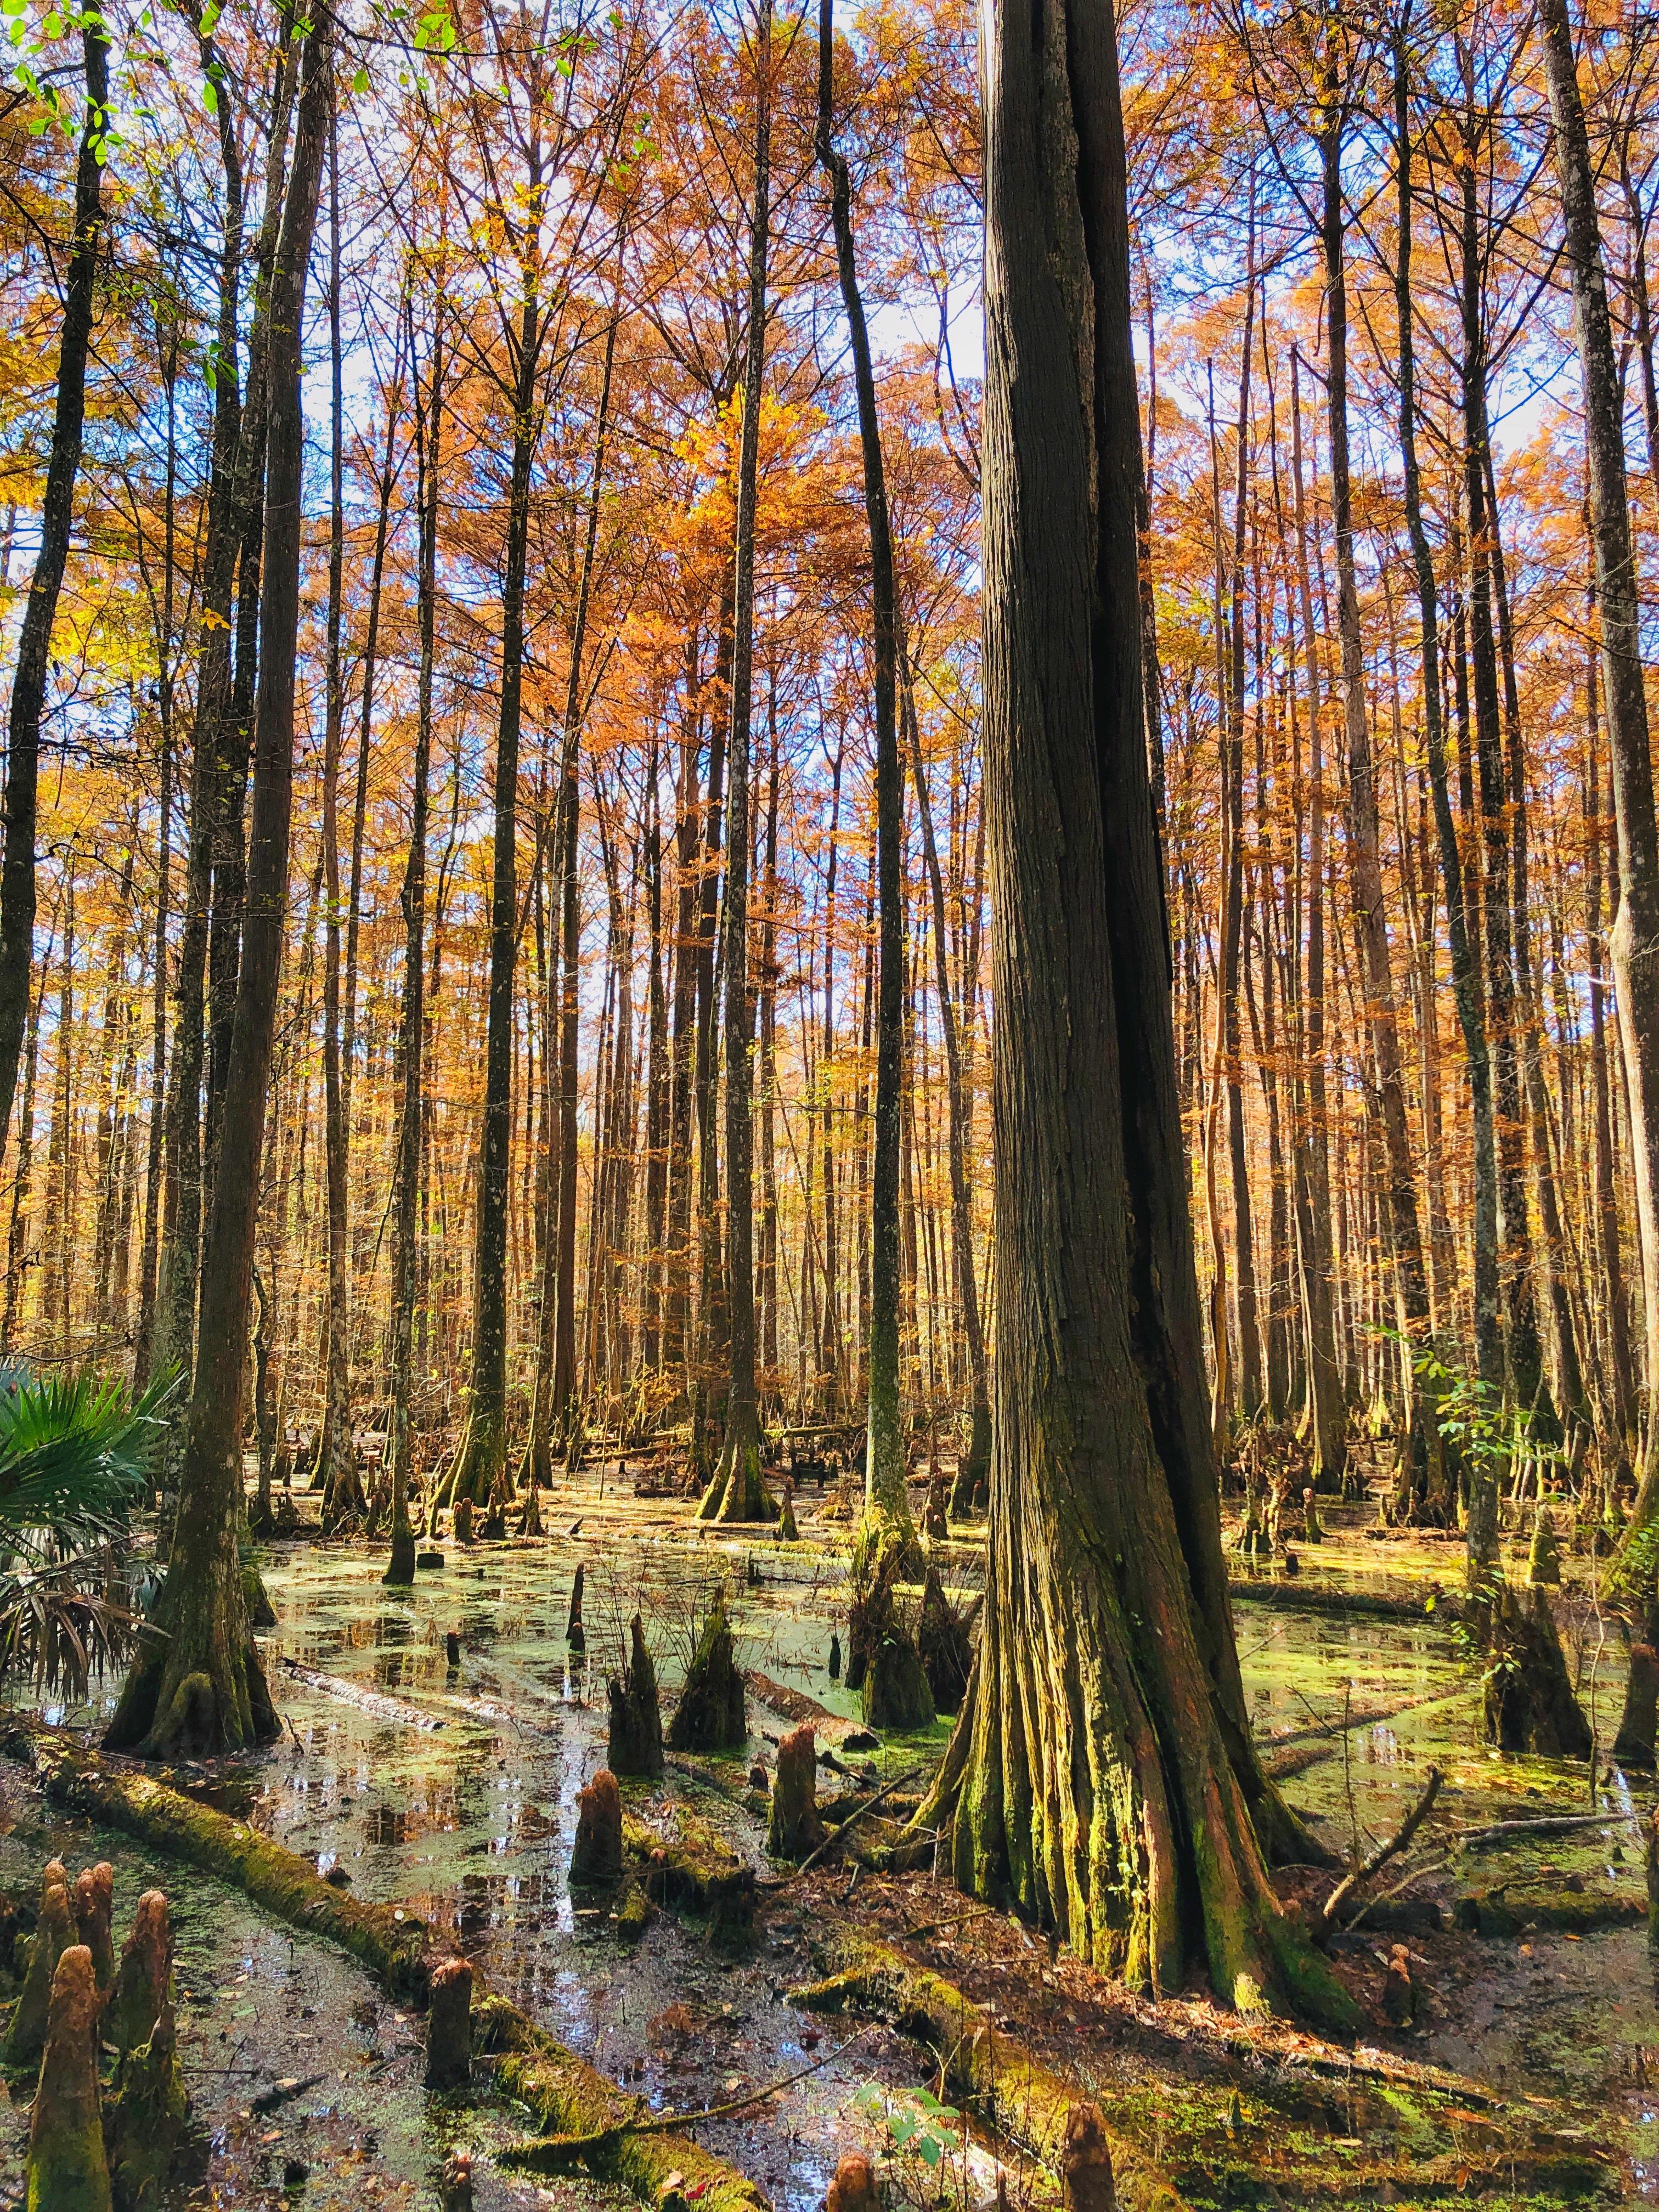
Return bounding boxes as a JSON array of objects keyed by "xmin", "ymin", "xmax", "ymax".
[{"xmin": 0, "ymin": 1487, "xmax": 1652, "ymax": 2208}]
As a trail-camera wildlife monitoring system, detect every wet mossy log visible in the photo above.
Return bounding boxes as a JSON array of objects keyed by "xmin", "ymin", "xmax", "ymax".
[
  {"xmin": 1227, "ymin": 1579, "xmax": 1460, "ymax": 1624},
  {"xmin": 1451, "ymin": 1884, "xmax": 1644, "ymax": 1936},
  {"xmin": 1, "ymin": 1722, "xmax": 765, "ymax": 2212},
  {"xmin": 1, "ymin": 1720, "xmax": 432, "ymax": 2000},
  {"xmin": 473, "ymin": 1991, "xmax": 768, "ymax": 2212},
  {"xmin": 606, "ymin": 1615, "xmax": 664, "ymax": 1779},
  {"xmin": 667, "ymin": 1593, "xmax": 747, "ymax": 1751},
  {"xmin": 789, "ymin": 1938, "xmax": 1185, "ymax": 2212},
  {"xmin": 26, "ymin": 1943, "xmax": 110, "ymax": 2212}
]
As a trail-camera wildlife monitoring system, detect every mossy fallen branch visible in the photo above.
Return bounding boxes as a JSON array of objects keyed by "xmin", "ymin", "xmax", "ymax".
[
  {"xmin": 1451, "ymin": 1885, "xmax": 1644, "ymax": 1936},
  {"xmin": 476, "ymin": 1992, "xmax": 767, "ymax": 2212},
  {"xmin": 787, "ymin": 1936, "xmax": 1186, "ymax": 2212}
]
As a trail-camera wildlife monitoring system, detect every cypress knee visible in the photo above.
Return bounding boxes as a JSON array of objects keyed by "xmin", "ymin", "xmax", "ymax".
[
  {"xmin": 25, "ymin": 1944, "xmax": 110, "ymax": 2212},
  {"xmin": 71, "ymin": 1863, "xmax": 115, "ymax": 1992},
  {"xmin": 667, "ymin": 1592, "xmax": 747, "ymax": 1751},
  {"xmin": 1059, "ymin": 2102, "xmax": 1116, "ymax": 2212},
  {"xmin": 1615, "ymin": 1645, "xmax": 1659, "ymax": 1771},
  {"xmin": 607, "ymin": 1613, "xmax": 663, "ymax": 1779},
  {"xmin": 825, "ymin": 2152, "xmax": 878, "ymax": 2212},
  {"xmin": 566, "ymin": 1562, "xmax": 586, "ymax": 1654},
  {"xmin": 109, "ymin": 1889, "xmax": 173, "ymax": 2058},
  {"xmin": 3, "ymin": 1858, "xmax": 72, "ymax": 2069},
  {"xmin": 571, "ymin": 1768, "xmax": 624, "ymax": 1886}
]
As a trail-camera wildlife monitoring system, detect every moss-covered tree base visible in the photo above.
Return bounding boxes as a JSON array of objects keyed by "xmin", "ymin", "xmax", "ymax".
[
  {"xmin": 667, "ymin": 1592, "xmax": 747, "ymax": 1751},
  {"xmin": 1481, "ymin": 1583, "xmax": 1593, "ymax": 1758},
  {"xmin": 863, "ymin": 1630, "xmax": 935, "ymax": 1731},
  {"xmin": 105, "ymin": 1527, "xmax": 279, "ymax": 1763}
]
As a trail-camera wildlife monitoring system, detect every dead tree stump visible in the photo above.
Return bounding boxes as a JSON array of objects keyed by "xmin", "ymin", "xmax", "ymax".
[
  {"xmin": 767, "ymin": 1725, "xmax": 826, "ymax": 1860},
  {"xmin": 571, "ymin": 1768, "xmax": 624, "ymax": 1886},
  {"xmin": 567, "ymin": 1563, "xmax": 586, "ymax": 1654},
  {"xmin": 426, "ymin": 1956, "xmax": 474, "ymax": 2092},
  {"xmin": 607, "ymin": 1613, "xmax": 664, "ymax": 1779},
  {"xmin": 1059, "ymin": 2101, "xmax": 1116, "ymax": 2212},
  {"xmin": 25, "ymin": 1944, "xmax": 110, "ymax": 2212}
]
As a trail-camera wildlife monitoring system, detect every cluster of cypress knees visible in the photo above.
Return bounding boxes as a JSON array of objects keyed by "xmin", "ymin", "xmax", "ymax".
[{"xmin": 3, "ymin": 1858, "xmax": 185, "ymax": 2211}]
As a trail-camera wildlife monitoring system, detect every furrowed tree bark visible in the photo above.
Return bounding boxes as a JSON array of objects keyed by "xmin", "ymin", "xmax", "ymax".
[
  {"xmin": 925, "ymin": 0, "xmax": 1351, "ymax": 2025},
  {"xmin": 704, "ymin": 14, "xmax": 771, "ymax": 1526},
  {"xmin": 0, "ymin": 22, "xmax": 108, "ymax": 1181},
  {"xmin": 816, "ymin": 0, "xmax": 909, "ymax": 1536},
  {"xmin": 106, "ymin": 0, "xmax": 332, "ymax": 1759},
  {"xmin": 1539, "ymin": 0, "xmax": 1659, "ymax": 1583}
]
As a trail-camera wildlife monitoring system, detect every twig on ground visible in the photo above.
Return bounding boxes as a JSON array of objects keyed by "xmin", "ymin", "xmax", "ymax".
[
  {"xmin": 500, "ymin": 2025, "xmax": 873, "ymax": 2168},
  {"xmin": 1318, "ymin": 1766, "xmax": 1442, "ymax": 1938}
]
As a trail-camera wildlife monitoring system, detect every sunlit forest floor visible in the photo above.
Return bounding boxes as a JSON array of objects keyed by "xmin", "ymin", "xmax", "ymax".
[{"xmin": 0, "ymin": 1460, "xmax": 1650, "ymax": 2211}]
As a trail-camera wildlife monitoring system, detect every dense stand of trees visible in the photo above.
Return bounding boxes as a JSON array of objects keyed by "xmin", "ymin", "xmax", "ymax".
[{"xmin": 4, "ymin": 0, "xmax": 1659, "ymax": 1646}]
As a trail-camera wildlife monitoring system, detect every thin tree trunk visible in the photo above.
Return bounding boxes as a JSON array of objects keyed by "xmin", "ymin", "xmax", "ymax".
[
  {"xmin": 0, "ymin": 23, "xmax": 108, "ymax": 1158},
  {"xmin": 816, "ymin": 0, "xmax": 908, "ymax": 1534}
]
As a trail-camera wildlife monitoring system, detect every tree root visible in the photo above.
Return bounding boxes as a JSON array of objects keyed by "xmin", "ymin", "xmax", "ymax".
[{"xmin": 787, "ymin": 1937, "xmax": 1187, "ymax": 2212}]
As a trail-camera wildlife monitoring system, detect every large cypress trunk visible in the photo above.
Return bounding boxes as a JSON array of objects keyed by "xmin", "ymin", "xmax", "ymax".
[
  {"xmin": 106, "ymin": 2, "xmax": 333, "ymax": 1759},
  {"xmin": 927, "ymin": 0, "xmax": 1348, "ymax": 2024},
  {"xmin": 0, "ymin": 26, "xmax": 109, "ymax": 1191}
]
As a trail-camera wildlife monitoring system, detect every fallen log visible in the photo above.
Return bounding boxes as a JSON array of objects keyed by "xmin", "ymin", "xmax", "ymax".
[
  {"xmin": 1228, "ymin": 1579, "xmax": 1459, "ymax": 1623},
  {"xmin": 1318, "ymin": 1767, "xmax": 1442, "ymax": 1938},
  {"xmin": 278, "ymin": 1656, "xmax": 445, "ymax": 1731},
  {"xmin": 1451, "ymin": 1886, "xmax": 1644, "ymax": 1936},
  {"xmin": 788, "ymin": 1937, "xmax": 1186, "ymax": 2212},
  {"xmin": 1452, "ymin": 1811, "xmax": 1634, "ymax": 1852}
]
